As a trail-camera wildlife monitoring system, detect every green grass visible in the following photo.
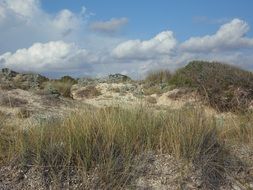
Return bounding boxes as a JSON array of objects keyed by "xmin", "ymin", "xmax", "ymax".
[{"xmin": 1, "ymin": 106, "xmax": 251, "ymax": 188}]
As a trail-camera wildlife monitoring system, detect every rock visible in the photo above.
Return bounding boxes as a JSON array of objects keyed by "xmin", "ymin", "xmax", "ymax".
[
  {"xmin": 107, "ymin": 83, "xmax": 137, "ymax": 93},
  {"xmin": 108, "ymin": 73, "xmax": 131, "ymax": 83},
  {"xmin": 1, "ymin": 68, "xmax": 18, "ymax": 78},
  {"xmin": 0, "ymin": 68, "xmax": 49, "ymax": 90},
  {"xmin": 17, "ymin": 73, "xmax": 49, "ymax": 89},
  {"xmin": 76, "ymin": 74, "xmax": 131, "ymax": 89}
]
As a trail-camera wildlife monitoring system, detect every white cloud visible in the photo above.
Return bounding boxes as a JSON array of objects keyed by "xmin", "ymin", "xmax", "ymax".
[
  {"xmin": 0, "ymin": 41, "xmax": 98, "ymax": 72},
  {"xmin": 109, "ymin": 19, "xmax": 253, "ymax": 76},
  {"xmin": 90, "ymin": 17, "xmax": 128, "ymax": 33},
  {"xmin": 0, "ymin": 4, "xmax": 6, "ymax": 20},
  {"xmin": 52, "ymin": 9, "xmax": 82, "ymax": 36},
  {"xmin": 181, "ymin": 19, "xmax": 253, "ymax": 52},
  {"xmin": 112, "ymin": 31, "xmax": 177, "ymax": 59},
  {"xmin": 0, "ymin": 0, "xmax": 86, "ymax": 53},
  {"xmin": 0, "ymin": 2, "xmax": 252, "ymax": 79},
  {"xmin": 4, "ymin": 0, "xmax": 40, "ymax": 18}
]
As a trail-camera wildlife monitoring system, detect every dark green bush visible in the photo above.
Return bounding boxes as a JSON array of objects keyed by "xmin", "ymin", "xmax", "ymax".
[{"xmin": 170, "ymin": 61, "xmax": 253, "ymax": 112}]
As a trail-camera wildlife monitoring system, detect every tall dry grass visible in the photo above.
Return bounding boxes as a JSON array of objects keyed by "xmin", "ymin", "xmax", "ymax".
[
  {"xmin": 0, "ymin": 106, "xmax": 252, "ymax": 188},
  {"xmin": 143, "ymin": 69, "xmax": 172, "ymax": 95},
  {"xmin": 145, "ymin": 69, "xmax": 172, "ymax": 84},
  {"xmin": 41, "ymin": 80, "xmax": 75, "ymax": 98}
]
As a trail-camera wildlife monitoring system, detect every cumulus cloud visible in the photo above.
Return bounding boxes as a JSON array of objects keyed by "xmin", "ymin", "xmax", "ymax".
[
  {"xmin": 90, "ymin": 17, "xmax": 128, "ymax": 33},
  {"xmin": 0, "ymin": 41, "xmax": 98, "ymax": 72},
  {"xmin": 112, "ymin": 31, "xmax": 177, "ymax": 59},
  {"xmin": 0, "ymin": 2, "xmax": 253, "ymax": 79},
  {"xmin": 109, "ymin": 19, "xmax": 253, "ymax": 76},
  {"xmin": 181, "ymin": 19, "xmax": 253, "ymax": 52},
  {"xmin": 3, "ymin": 0, "xmax": 40, "ymax": 18},
  {"xmin": 0, "ymin": 0, "xmax": 86, "ymax": 53},
  {"xmin": 52, "ymin": 9, "xmax": 82, "ymax": 37}
]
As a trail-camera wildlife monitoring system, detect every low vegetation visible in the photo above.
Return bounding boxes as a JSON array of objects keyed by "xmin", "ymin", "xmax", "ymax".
[
  {"xmin": 0, "ymin": 61, "xmax": 253, "ymax": 189},
  {"xmin": 169, "ymin": 61, "xmax": 253, "ymax": 112},
  {"xmin": 146, "ymin": 96, "xmax": 157, "ymax": 104},
  {"xmin": 0, "ymin": 106, "xmax": 252, "ymax": 189},
  {"xmin": 75, "ymin": 85, "xmax": 102, "ymax": 99},
  {"xmin": 144, "ymin": 61, "xmax": 253, "ymax": 112},
  {"xmin": 142, "ymin": 69, "xmax": 172, "ymax": 95},
  {"xmin": 145, "ymin": 69, "xmax": 172, "ymax": 84},
  {"xmin": 0, "ymin": 95, "xmax": 28, "ymax": 107},
  {"xmin": 41, "ymin": 76, "xmax": 77, "ymax": 98}
]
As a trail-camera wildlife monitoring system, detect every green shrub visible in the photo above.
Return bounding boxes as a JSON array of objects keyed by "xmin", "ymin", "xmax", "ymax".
[{"xmin": 170, "ymin": 61, "xmax": 253, "ymax": 112}]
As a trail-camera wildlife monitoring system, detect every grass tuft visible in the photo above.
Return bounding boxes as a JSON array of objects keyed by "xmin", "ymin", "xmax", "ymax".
[
  {"xmin": 0, "ymin": 106, "xmax": 248, "ymax": 188},
  {"xmin": 145, "ymin": 69, "xmax": 172, "ymax": 84}
]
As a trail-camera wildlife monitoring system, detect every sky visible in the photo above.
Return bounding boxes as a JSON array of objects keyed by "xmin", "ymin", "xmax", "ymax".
[{"xmin": 0, "ymin": 0, "xmax": 253, "ymax": 78}]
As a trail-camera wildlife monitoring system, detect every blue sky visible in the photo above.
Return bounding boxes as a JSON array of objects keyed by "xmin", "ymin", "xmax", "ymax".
[
  {"xmin": 0, "ymin": 0, "xmax": 253, "ymax": 78},
  {"xmin": 42, "ymin": 0, "xmax": 253, "ymax": 40}
]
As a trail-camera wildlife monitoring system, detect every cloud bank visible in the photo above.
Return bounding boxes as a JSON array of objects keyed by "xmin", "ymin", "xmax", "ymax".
[
  {"xmin": 181, "ymin": 19, "xmax": 253, "ymax": 52},
  {"xmin": 0, "ymin": 0, "xmax": 253, "ymax": 78},
  {"xmin": 112, "ymin": 31, "xmax": 177, "ymax": 59},
  {"xmin": 0, "ymin": 41, "xmax": 99, "ymax": 72}
]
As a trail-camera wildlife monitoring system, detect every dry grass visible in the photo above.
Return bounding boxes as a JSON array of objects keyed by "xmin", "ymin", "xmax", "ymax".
[
  {"xmin": 145, "ymin": 69, "xmax": 172, "ymax": 84},
  {"xmin": 142, "ymin": 85, "xmax": 163, "ymax": 95},
  {"xmin": 40, "ymin": 76, "xmax": 77, "ymax": 98},
  {"xmin": 142, "ymin": 70, "xmax": 172, "ymax": 96},
  {"xmin": 16, "ymin": 107, "xmax": 31, "ymax": 118},
  {"xmin": 219, "ymin": 112, "xmax": 253, "ymax": 145},
  {"xmin": 75, "ymin": 85, "xmax": 101, "ymax": 99},
  {"xmin": 0, "ymin": 95, "xmax": 28, "ymax": 107},
  {"xmin": 146, "ymin": 96, "xmax": 157, "ymax": 104},
  {"xmin": 42, "ymin": 80, "xmax": 75, "ymax": 98},
  {"xmin": 0, "ymin": 106, "xmax": 251, "ymax": 188}
]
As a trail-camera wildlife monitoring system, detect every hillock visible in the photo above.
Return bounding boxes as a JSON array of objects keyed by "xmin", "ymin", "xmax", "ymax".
[{"xmin": 169, "ymin": 61, "xmax": 253, "ymax": 112}]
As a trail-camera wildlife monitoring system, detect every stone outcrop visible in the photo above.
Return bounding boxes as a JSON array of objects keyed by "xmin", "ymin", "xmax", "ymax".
[
  {"xmin": 0, "ymin": 68, "xmax": 48, "ymax": 90},
  {"xmin": 108, "ymin": 73, "xmax": 131, "ymax": 83}
]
